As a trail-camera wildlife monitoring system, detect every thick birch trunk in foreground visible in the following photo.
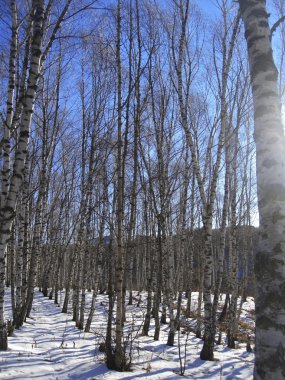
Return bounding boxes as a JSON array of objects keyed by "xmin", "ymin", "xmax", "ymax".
[
  {"xmin": 0, "ymin": 0, "xmax": 44, "ymax": 350},
  {"xmin": 0, "ymin": 0, "xmax": 17, "ymax": 210},
  {"xmin": 239, "ymin": 1, "xmax": 285, "ymax": 378}
]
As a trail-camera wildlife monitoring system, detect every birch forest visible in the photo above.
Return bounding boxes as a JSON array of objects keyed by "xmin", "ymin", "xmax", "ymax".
[{"xmin": 0, "ymin": 0, "xmax": 285, "ymax": 379}]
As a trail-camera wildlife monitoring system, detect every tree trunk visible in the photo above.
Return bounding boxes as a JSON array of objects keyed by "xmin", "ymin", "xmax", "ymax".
[
  {"xmin": 0, "ymin": 0, "xmax": 44, "ymax": 350},
  {"xmin": 239, "ymin": 1, "xmax": 285, "ymax": 378}
]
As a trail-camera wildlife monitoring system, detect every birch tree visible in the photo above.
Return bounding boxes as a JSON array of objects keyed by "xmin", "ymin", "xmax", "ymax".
[
  {"xmin": 172, "ymin": 0, "xmax": 241, "ymax": 360},
  {"xmin": 239, "ymin": 1, "xmax": 285, "ymax": 378},
  {"xmin": 0, "ymin": 0, "xmax": 73, "ymax": 350},
  {"xmin": 0, "ymin": 0, "xmax": 45, "ymax": 350}
]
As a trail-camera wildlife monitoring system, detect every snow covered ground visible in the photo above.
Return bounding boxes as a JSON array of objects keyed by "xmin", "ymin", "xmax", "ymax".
[{"xmin": 1, "ymin": 290, "xmax": 254, "ymax": 379}]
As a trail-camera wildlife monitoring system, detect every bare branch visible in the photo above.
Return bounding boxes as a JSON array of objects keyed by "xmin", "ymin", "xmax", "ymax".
[{"xmin": 270, "ymin": 15, "xmax": 285, "ymax": 38}]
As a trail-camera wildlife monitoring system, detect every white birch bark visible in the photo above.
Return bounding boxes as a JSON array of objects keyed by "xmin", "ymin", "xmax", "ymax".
[
  {"xmin": 0, "ymin": 0, "xmax": 45, "ymax": 350},
  {"xmin": 239, "ymin": 1, "xmax": 285, "ymax": 378},
  {"xmin": 173, "ymin": 0, "xmax": 241, "ymax": 359},
  {"xmin": 0, "ymin": 0, "xmax": 17, "ymax": 210}
]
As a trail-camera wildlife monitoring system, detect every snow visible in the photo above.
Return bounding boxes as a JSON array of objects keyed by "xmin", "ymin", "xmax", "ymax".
[{"xmin": 1, "ymin": 290, "xmax": 254, "ymax": 379}]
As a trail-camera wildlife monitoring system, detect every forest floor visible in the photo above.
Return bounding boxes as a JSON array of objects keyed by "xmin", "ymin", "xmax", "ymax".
[{"xmin": 1, "ymin": 290, "xmax": 255, "ymax": 379}]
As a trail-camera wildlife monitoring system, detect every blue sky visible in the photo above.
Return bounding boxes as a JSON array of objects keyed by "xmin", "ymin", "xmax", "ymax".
[{"xmin": 197, "ymin": 0, "xmax": 220, "ymax": 16}]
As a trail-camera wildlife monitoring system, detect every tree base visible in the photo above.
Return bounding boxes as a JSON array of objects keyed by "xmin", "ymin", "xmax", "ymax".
[
  {"xmin": 167, "ymin": 330, "xmax": 175, "ymax": 346},
  {"xmin": 200, "ymin": 340, "xmax": 214, "ymax": 361},
  {"xmin": 0, "ymin": 324, "xmax": 8, "ymax": 350}
]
